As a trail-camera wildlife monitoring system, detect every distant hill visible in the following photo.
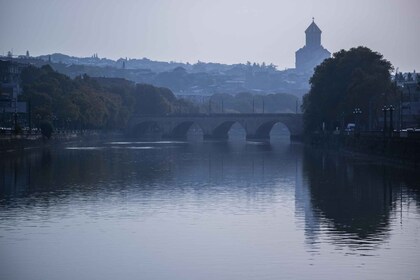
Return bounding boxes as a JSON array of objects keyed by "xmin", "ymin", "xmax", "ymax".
[{"xmin": 3, "ymin": 53, "xmax": 313, "ymax": 98}]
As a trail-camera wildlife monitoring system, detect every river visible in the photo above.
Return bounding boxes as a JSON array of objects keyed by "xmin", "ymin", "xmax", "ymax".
[{"xmin": 1, "ymin": 135, "xmax": 420, "ymax": 280}]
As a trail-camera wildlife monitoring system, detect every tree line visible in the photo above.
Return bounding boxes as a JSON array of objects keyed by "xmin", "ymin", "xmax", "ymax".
[{"xmin": 20, "ymin": 65, "xmax": 197, "ymax": 130}]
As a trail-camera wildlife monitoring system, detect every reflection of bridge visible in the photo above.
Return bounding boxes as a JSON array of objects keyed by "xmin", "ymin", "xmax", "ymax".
[{"xmin": 127, "ymin": 113, "xmax": 303, "ymax": 140}]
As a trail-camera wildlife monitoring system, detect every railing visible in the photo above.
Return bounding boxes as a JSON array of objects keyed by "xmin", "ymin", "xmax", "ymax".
[{"xmin": 132, "ymin": 113, "xmax": 303, "ymax": 118}]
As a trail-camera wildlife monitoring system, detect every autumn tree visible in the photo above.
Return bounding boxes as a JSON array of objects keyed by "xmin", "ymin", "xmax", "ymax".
[{"xmin": 20, "ymin": 65, "xmax": 197, "ymax": 130}]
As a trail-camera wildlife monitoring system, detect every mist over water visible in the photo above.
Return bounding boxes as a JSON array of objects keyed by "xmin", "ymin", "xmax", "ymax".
[{"xmin": 1, "ymin": 135, "xmax": 420, "ymax": 280}]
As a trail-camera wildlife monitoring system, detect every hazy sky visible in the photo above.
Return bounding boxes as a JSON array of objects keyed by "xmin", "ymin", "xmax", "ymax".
[{"xmin": 1, "ymin": 0, "xmax": 419, "ymax": 72}]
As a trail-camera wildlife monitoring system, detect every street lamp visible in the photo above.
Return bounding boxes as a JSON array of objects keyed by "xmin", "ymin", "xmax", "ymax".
[
  {"xmin": 389, "ymin": 105, "xmax": 395, "ymax": 137},
  {"xmin": 52, "ymin": 114, "xmax": 58, "ymax": 131},
  {"xmin": 353, "ymin": 108, "xmax": 362, "ymax": 132},
  {"xmin": 66, "ymin": 118, "xmax": 71, "ymax": 131},
  {"xmin": 382, "ymin": 106, "xmax": 388, "ymax": 137},
  {"xmin": 261, "ymin": 96, "xmax": 265, "ymax": 113},
  {"xmin": 208, "ymin": 96, "xmax": 212, "ymax": 114}
]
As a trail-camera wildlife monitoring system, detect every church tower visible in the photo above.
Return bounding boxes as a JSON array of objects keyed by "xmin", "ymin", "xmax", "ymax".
[
  {"xmin": 295, "ymin": 19, "xmax": 330, "ymax": 72},
  {"xmin": 305, "ymin": 18, "xmax": 321, "ymax": 47}
]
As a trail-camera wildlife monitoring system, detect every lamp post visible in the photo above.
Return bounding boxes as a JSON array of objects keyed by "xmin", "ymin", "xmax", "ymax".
[
  {"xmin": 13, "ymin": 112, "xmax": 18, "ymax": 135},
  {"xmin": 382, "ymin": 106, "xmax": 388, "ymax": 137},
  {"xmin": 353, "ymin": 108, "xmax": 362, "ymax": 132},
  {"xmin": 66, "ymin": 118, "xmax": 71, "ymax": 132},
  {"xmin": 262, "ymin": 96, "xmax": 265, "ymax": 113},
  {"xmin": 28, "ymin": 99, "xmax": 32, "ymax": 134},
  {"xmin": 208, "ymin": 97, "xmax": 212, "ymax": 114},
  {"xmin": 400, "ymin": 85, "xmax": 404, "ymax": 130},
  {"xmin": 389, "ymin": 105, "xmax": 395, "ymax": 137},
  {"xmin": 13, "ymin": 97, "xmax": 18, "ymax": 135},
  {"xmin": 52, "ymin": 114, "xmax": 57, "ymax": 132}
]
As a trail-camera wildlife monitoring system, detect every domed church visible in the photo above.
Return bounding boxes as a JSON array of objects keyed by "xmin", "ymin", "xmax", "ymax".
[{"xmin": 295, "ymin": 19, "xmax": 331, "ymax": 72}]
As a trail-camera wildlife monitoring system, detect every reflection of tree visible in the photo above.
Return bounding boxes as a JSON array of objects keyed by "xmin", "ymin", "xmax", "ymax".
[
  {"xmin": 302, "ymin": 149, "xmax": 394, "ymax": 246},
  {"xmin": 0, "ymin": 146, "xmax": 174, "ymax": 200},
  {"xmin": 0, "ymin": 141, "xmax": 300, "ymax": 206}
]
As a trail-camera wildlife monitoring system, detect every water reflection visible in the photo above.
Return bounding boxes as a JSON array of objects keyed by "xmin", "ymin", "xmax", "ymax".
[
  {"xmin": 1, "ymin": 140, "xmax": 420, "ymax": 279},
  {"xmin": 300, "ymin": 148, "xmax": 420, "ymax": 250},
  {"xmin": 0, "ymin": 141, "xmax": 299, "ymax": 215},
  {"xmin": 1, "ymin": 142, "xmax": 420, "ymax": 239}
]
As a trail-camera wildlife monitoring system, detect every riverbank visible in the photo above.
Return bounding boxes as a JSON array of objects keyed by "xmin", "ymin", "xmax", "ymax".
[
  {"xmin": 309, "ymin": 132, "xmax": 420, "ymax": 166},
  {"xmin": 0, "ymin": 130, "xmax": 123, "ymax": 153}
]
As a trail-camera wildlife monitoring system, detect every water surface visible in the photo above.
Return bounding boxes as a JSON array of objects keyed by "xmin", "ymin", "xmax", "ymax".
[{"xmin": 1, "ymin": 138, "xmax": 420, "ymax": 280}]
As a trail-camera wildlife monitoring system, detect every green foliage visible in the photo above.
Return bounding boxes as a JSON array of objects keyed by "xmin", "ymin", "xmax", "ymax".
[
  {"xmin": 395, "ymin": 72, "xmax": 405, "ymax": 83},
  {"xmin": 417, "ymin": 75, "xmax": 420, "ymax": 91},
  {"xmin": 407, "ymin": 72, "xmax": 413, "ymax": 82},
  {"xmin": 302, "ymin": 46, "xmax": 396, "ymax": 132},
  {"xmin": 21, "ymin": 66, "xmax": 197, "ymax": 130},
  {"xmin": 133, "ymin": 84, "xmax": 198, "ymax": 114}
]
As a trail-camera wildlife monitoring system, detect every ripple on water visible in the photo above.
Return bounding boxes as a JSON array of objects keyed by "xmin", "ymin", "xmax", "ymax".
[
  {"xmin": 65, "ymin": 147, "xmax": 104, "ymax": 150},
  {"xmin": 65, "ymin": 146, "xmax": 159, "ymax": 150},
  {"xmin": 106, "ymin": 141, "xmax": 186, "ymax": 145},
  {"xmin": 119, "ymin": 146, "xmax": 156, "ymax": 150}
]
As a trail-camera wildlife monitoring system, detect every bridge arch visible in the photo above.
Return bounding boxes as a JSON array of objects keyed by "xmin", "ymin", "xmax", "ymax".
[
  {"xmin": 171, "ymin": 121, "xmax": 194, "ymax": 138},
  {"xmin": 269, "ymin": 122, "xmax": 290, "ymax": 139},
  {"xmin": 247, "ymin": 119, "xmax": 295, "ymax": 141},
  {"xmin": 255, "ymin": 120, "xmax": 278, "ymax": 139},
  {"xmin": 208, "ymin": 120, "xmax": 246, "ymax": 140},
  {"xmin": 132, "ymin": 121, "xmax": 161, "ymax": 138},
  {"xmin": 170, "ymin": 121, "xmax": 204, "ymax": 139},
  {"xmin": 127, "ymin": 113, "xmax": 303, "ymax": 141}
]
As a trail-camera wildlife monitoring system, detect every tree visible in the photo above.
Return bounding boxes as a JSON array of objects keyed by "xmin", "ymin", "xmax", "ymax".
[
  {"xmin": 302, "ymin": 46, "xmax": 395, "ymax": 133},
  {"xmin": 417, "ymin": 74, "xmax": 420, "ymax": 91},
  {"xmin": 407, "ymin": 72, "xmax": 413, "ymax": 81},
  {"xmin": 20, "ymin": 64, "xmax": 196, "ymax": 130},
  {"xmin": 396, "ymin": 72, "xmax": 405, "ymax": 83}
]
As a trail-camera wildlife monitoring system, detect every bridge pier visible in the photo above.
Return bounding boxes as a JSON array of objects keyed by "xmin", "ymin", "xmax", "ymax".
[
  {"xmin": 162, "ymin": 133, "xmax": 187, "ymax": 140},
  {"xmin": 203, "ymin": 134, "xmax": 229, "ymax": 140},
  {"xmin": 245, "ymin": 134, "xmax": 270, "ymax": 142}
]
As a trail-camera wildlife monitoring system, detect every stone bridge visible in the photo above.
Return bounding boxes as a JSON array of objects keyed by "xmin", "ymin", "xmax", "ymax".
[{"xmin": 127, "ymin": 113, "xmax": 303, "ymax": 141}]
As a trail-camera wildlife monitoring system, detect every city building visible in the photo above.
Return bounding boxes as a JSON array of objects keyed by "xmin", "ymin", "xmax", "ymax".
[{"xmin": 295, "ymin": 19, "xmax": 331, "ymax": 72}]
